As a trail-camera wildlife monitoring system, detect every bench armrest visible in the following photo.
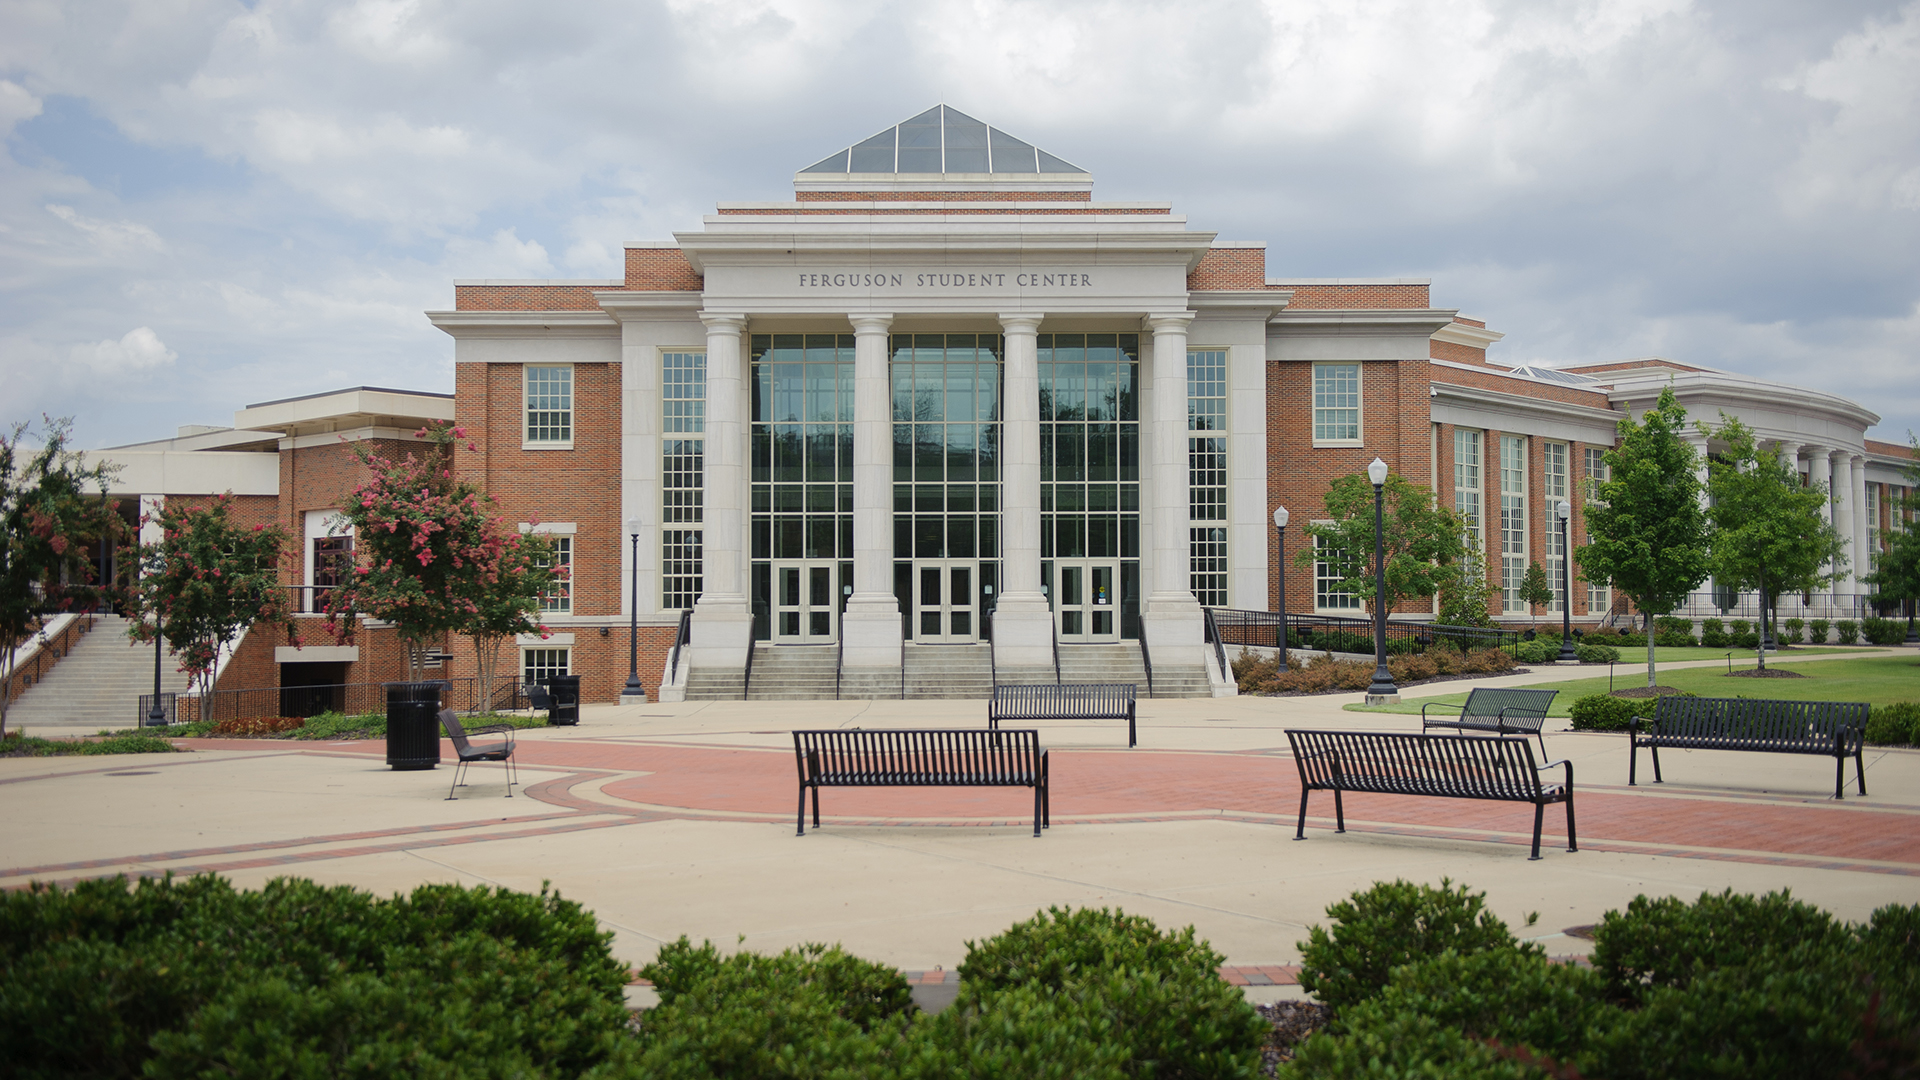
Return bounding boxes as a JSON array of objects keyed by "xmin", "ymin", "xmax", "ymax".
[
  {"xmin": 468, "ymin": 724, "xmax": 516, "ymax": 740},
  {"xmin": 1538, "ymin": 757, "xmax": 1574, "ymax": 789},
  {"xmin": 1421, "ymin": 701, "xmax": 1467, "ymax": 720}
]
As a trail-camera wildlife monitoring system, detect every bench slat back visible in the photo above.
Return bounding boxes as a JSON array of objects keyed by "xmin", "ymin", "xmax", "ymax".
[
  {"xmin": 794, "ymin": 729, "xmax": 1042, "ymax": 786},
  {"xmin": 1651, "ymin": 697, "xmax": 1868, "ymax": 752},
  {"xmin": 990, "ymin": 683, "xmax": 1134, "ymax": 720},
  {"xmin": 1287, "ymin": 730, "xmax": 1547, "ymax": 800},
  {"xmin": 1459, "ymin": 688, "xmax": 1558, "ymax": 731}
]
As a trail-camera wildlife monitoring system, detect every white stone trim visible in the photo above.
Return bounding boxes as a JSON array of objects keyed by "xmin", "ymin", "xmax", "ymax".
[
  {"xmin": 518, "ymin": 632, "xmax": 575, "ymax": 645},
  {"xmin": 276, "ymin": 645, "xmax": 359, "ymax": 662}
]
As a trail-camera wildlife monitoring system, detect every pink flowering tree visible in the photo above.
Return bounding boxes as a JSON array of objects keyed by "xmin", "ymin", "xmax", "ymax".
[
  {"xmin": 1, "ymin": 417, "xmax": 122, "ymax": 736},
  {"xmin": 126, "ymin": 493, "xmax": 293, "ymax": 702},
  {"xmin": 322, "ymin": 423, "xmax": 559, "ymax": 690}
]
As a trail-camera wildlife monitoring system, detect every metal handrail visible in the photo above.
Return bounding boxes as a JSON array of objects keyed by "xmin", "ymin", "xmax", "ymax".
[
  {"xmin": 834, "ymin": 630, "xmax": 845, "ymax": 701},
  {"xmin": 1136, "ymin": 627, "xmax": 1154, "ymax": 698},
  {"xmin": 898, "ymin": 628, "xmax": 906, "ymax": 700},
  {"xmin": 668, "ymin": 608, "xmax": 692, "ymax": 685},
  {"xmin": 1050, "ymin": 617, "xmax": 1061, "ymax": 684},
  {"xmin": 984, "ymin": 606, "xmax": 996, "ymax": 686},
  {"xmin": 1205, "ymin": 608, "xmax": 1521, "ymax": 654},
  {"xmin": 1202, "ymin": 607, "xmax": 1228, "ymax": 686},
  {"xmin": 743, "ymin": 637, "xmax": 758, "ymax": 699}
]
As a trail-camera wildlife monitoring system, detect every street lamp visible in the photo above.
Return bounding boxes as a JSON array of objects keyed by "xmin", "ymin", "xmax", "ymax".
[
  {"xmin": 622, "ymin": 518, "xmax": 646, "ymax": 700},
  {"xmin": 1273, "ymin": 506, "xmax": 1289, "ymax": 666},
  {"xmin": 1365, "ymin": 458, "xmax": 1397, "ymax": 701},
  {"xmin": 147, "ymin": 614, "xmax": 167, "ymax": 727},
  {"xmin": 1556, "ymin": 500, "xmax": 1578, "ymax": 663}
]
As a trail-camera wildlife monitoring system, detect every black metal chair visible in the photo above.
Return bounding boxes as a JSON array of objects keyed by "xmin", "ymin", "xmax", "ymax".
[
  {"xmin": 437, "ymin": 709, "xmax": 517, "ymax": 800},
  {"xmin": 525, "ymin": 684, "xmax": 554, "ymax": 720}
]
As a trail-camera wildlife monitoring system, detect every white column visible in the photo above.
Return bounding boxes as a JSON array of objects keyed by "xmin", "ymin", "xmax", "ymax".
[
  {"xmin": 1773, "ymin": 442, "xmax": 1803, "ymax": 618},
  {"xmin": 1850, "ymin": 454, "xmax": 1869, "ymax": 598},
  {"xmin": 1143, "ymin": 312, "xmax": 1205, "ymax": 664},
  {"xmin": 688, "ymin": 313, "xmax": 752, "ymax": 675},
  {"xmin": 992, "ymin": 313, "xmax": 1052, "ymax": 673},
  {"xmin": 1830, "ymin": 450, "xmax": 1851, "ymax": 593},
  {"xmin": 841, "ymin": 314, "xmax": 903, "ymax": 670}
]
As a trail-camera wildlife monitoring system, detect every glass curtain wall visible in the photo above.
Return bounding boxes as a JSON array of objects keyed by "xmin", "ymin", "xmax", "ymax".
[
  {"xmin": 892, "ymin": 334, "xmax": 1002, "ymax": 636},
  {"xmin": 1039, "ymin": 333, "xmax": 1141, "ymax": 638},
  {"xmin": 1188, "ymin": 348, "xmax": 1228, "ymax": 608},
  {"xmin": 750, "ymin": 335, "xmax": 854, "ymax": 640}
]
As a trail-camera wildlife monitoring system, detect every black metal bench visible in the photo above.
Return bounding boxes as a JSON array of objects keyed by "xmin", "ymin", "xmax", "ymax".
[
  {"xmin": 1421, "ymin": 687, "xmax": 1559, "ymax": 754},
  {"xmin": 1285, "ymin": 729, "xmax": 1577, "ymax": 860},
  {"xmin": 989, "ymin": 683, "xmax": 1136, "ymax": 748},
  {"xmin": 792, "ymin": 729, "xmax": 1050, "ymax": 837},
  {"xmin": 1630, "ymin": 696, "xmax": 1870, "ymax": 799}
]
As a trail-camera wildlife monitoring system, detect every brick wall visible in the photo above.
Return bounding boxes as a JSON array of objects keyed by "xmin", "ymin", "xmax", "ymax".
[
  {"xmin": 794, "ymin": 190, "xmax": 1093, "ymax": 202},
  {"xmin": 1187, "ymin": 248, "xmax": 1266, "ymax": 290},
  {"xmin": 625, "ymin": 248, "xmax": 704, "ymax": 291},
  {"xmin": 1430, "ymin": 363, "xmax": 1616, "ymax": 409},
  {"xmin": 1283, "ymin": 284, "xmax": 1431, "ymax": 309},
  {"xmin": 455, "ymin": 285, "xmax": 604, "ymax": 311},
  {"xmin": 1430, "ymin": 339, "xmax": 1488, "ymax": 365}
]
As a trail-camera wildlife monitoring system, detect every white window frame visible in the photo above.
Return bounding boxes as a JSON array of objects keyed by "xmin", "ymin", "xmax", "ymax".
[
  {"xmin": 521, "ymin": 646, "xmax": 570, "ymax": 687},
  {"xmin": 538, "ymin": 535, "xmax": 572, "ymax": 613},
  {"xmin": 1453, "ymin": 428, "xmax": 1483, "ymax": 541},
  {"xmin": 1311, "ymin": 363, "xmax": 1362, "ymax": 446},
  {"xmin": 1583, "ymin": 447, "xmax": 1611, "ymax": 615},
  {"xmin": 1312, "ymin": 527, "xmax": 1364, "ymax": 613},
  {"xmin": 524, "ymin": 364, "xmax": 574, "ymax": 449},
  {"xmin": 1500, "ymin": 434, "xmax": 1528, "ymax": 614},
  {"xmin": 662, "ymin": 349, "xmax": 707, "ymax": 610},
  {"xmin": 1188, "ymin": 347, "xmax": 1229, "ymax": 607},
  {"xmin": 1542, "ymin": 441, "xmax": 1568, "ymax": 613}
]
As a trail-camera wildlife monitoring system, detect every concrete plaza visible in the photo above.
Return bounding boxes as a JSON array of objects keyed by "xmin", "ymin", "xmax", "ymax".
[{"xmin": 3, "ymin": 651, "xmax": 1916, "ymax": 1004}]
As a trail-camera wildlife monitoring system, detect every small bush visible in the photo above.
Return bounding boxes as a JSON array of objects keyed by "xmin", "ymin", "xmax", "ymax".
[
  {"xmin": 1568, "ymin": 694, "xmax": 1654, "ymax": 732},
  {"xmin": 1866, "ymin": 702, "xmax": 1920, "ymax": 746},
  {"xmin": 1589, "ymin": 888, "xmax": 1850, "ymax": 1004},
  {"xmin": 1655, "ymin": 630, "xmax": 1698, "ymax": 647},
  {"xmin": 1837, "ymin": 619, "xmax": 1861, "ymax": 645},
  {"xmin": 209, "ymin": 715, "xmax": 306, "ymax": 736},
  {"xmin": 1654, "ymin": 615, "xmax": 1695, "ymax": 636},
  {"xmin": 1809, "ymin": 617, "xmax": 1832, "ymax": 643},
  {"xmin": 1700, "ymin": 618, "xmax": 1730, "ymax": 647},
  {"xmin": 1610, "ymin": 631, "xmax": 1648, "ymax": 649},
  {"xmin": 1863, "ymin": 616, "xmax": 1908, "ymax": 645},
  {"xmin": 1781, "ymin": 617, "xmax": 1805, "ymax": 643},
  {"xmin": 1509, "ymin": 638, "xmax": 1553, "ymax": 664},
  {"xmin": 0, "ymin": 730, "xmax": 181, "ymax": 757},
  {"xmin": 1575, "ymin": 641, "xmax": 1621, "ymax": 663},
  {"xmin": 1296, "ymin": 878, "xmax": 1538, "ymax": 1013}
]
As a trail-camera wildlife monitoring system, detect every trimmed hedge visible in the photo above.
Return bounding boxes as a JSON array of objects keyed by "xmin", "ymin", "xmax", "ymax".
[
  {"xmin": 0, "ymin": 874, "xmax": 630, "ymax": 1079},
  {"xmin": 1575, "ymin": 641, "xmax": 1621, "ymax": 663},
  {"xmin": 1296, "ymin": 878, "xmax": 1538, "ymax": 1013},
  {"xmin": 1864, "ymin": 616, "xmax": 1909, "ymax": 646},
  {"xmin": 1285, "ymin": 884, "xmax": 1920, "ymax": 1079},
  {"xmin": 1867, "ymin": 702, "xmax": 1920, "ymax": 746},
  {"xmin": 1568, "ymin": 693, "xmax": 1666, "ymax": 732}
]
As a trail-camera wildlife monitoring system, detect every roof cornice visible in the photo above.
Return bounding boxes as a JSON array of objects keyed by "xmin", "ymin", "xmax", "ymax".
[
  {"xmin": 425, "ymin": 310, "xmax": 618, "ymax": 337},
  {"xmin": 1430, "ymin": 380, "xmax": 1621, "ymax": 423},
  {"xmin": 1431, "ymin": 322, "xmax": 1505, "ymax": 348},
  {"xmin": 1269, "ymin": 308, "xmax": 1459, "ymax": 335},
  {"xmin": 1189, "ymin": 289, "xmax": 1293, "ymax": 315}
]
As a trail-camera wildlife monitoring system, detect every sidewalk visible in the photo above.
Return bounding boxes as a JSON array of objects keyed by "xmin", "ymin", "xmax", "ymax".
[{"xmin": 4, "ymin": 683, "xmax": 1915, "ymax": 1003}]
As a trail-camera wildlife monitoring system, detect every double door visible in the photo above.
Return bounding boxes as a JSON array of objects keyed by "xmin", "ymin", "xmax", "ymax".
[
  {"xmin": 913, "ymin": 560, "xmax": 979, "ymax": 643},
  {"xmin": 1053, "ymin": 559, "xmax": 1120, "ymax": 642},
  {"xmin": 772, "ymin": 560, "xmax": 841, "ymax": 643}
]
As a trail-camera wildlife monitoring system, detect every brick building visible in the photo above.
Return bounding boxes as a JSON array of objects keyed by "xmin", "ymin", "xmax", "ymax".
[{"xmin": 96, "ymin": 106, "xmax": 1916, "ymax": 707}]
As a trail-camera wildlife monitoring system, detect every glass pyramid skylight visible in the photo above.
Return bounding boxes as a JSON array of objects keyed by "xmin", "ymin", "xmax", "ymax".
[{"xmin": 800, "ymin": 106, "xmax": 1084, "ymax": 175}]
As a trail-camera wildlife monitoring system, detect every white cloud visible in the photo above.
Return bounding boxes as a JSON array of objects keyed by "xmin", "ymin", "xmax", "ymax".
[
  {"xmin": 72, "ymin": 327, "xmax": 178, "ymax": 372},
  {"xmin": 0, "ymin": 79, "xmax": 42, "ymax": 136},
  {"xmin": 44, "ymin": 204, "xmax": 166, "ymax": 255}
]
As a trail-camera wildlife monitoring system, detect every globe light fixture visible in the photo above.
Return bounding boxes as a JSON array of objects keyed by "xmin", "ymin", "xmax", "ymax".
[{"xmin": 1365, "ymin": 458, "xmax": 1397, "ymax": 701}]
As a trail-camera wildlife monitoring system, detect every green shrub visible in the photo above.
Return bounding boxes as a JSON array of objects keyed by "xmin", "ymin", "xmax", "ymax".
[
  {"xmin": 1810, "ymin": 618, "xmax": 1832, "ymax": 643},
  {"xmin": 1781, "ymin": 617, "xmax": 1805, "ymax": 643},
  {"xmin": 1610, "ymin": 631, "xmax": 1648, "ymax": 648},
  {"xmin": 1568, "ymin": 694, "xmax": 1655, "ymax": 732},
  {"xmin": 1866, "ymin": 702, "xmax": 1920, "ymax": 746},
  {"xmin": 1863, "ymin": 616, "xmax": 1908, "ymax": 645},
  {"xmin": 956, "ymin": 906, "xmax": 1266, "ymax": 1078},
  {"xmin": 1508, "ymin": 638, "xmax": 1553, "ymax": 664},
  {"xmin": 1734, "ymin": 631, "xmax": 1760, "ymax": 649},
  {"xmin": 0, "ymin": 730, "xmax": 182, "ymax": 757},
  {"xmin": 1700, "ymin": 617, "xmax": 1730, "ymax": 647},
  {"xmin": 1574, "ymin": 640, "xmax": 1621, "ymax": 663},
  {"xmin": 1654, "ymin": 616, "xmax": 1695, "ymax": 636},
  {"xmin": 1837, "ymin": 619, "xmax": 1861, "ymax": 645},
  {"xmin": 1296, "ymin": 878, "xmax": 1538, "ymax": 1013},
  {"xmin": 0, "ymin": 874, "xmax": 629, "ymax": 1079},
  {"xmin": 1588, "ymin": 888, "xmax": 1849, "ymax": 1004}
]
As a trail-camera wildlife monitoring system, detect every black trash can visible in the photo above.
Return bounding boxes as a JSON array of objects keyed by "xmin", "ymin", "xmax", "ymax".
[
  {"xmin": 385, "ymin": 681, "xmax": 442, "ymax": 771},
  {"xmin": 546, "ymin": 674, "xmax": 581, "ymax": 726}
]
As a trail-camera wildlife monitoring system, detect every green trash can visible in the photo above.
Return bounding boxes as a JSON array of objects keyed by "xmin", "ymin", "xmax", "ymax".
[
  {"xmin": 385, "ymin": 681, "xmax": 443, "ymax": 771},
  {"xmin": 546, "ymin": 674, "xmax": 581, "ymax": 726}
]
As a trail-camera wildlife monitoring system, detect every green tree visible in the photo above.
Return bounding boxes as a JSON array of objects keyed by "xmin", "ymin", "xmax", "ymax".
[
  {"xmin": 1700, "ymin": 415, "xmax": 1846, "ymax": 670},
  {"xmin": 1863, "ymin": 434, "xmax": 1920, "ymax": 642},
  {"xmin": 1, "ymin": 418, "xmax": 121, "ymax": 736},
  {"xmin": 1575, "ymin": 386, "xmax": 1712, "ymax": 689},
  {"xmin": 125, "ymin": 493, "xmax": 294, "ymax": 702},
  {"xmin": 1437, "ymin": 531, "xmax": 1498, "ymax": 628},
  {"xmin": 1518, "ymin": 561, "xmax": 1554, "ymax": 624},
  {"xmin": 1294, "ymin": 471, "xmax": 1464, "ymax": 615},
  {"xmin": 322, "ymin": 423, "xmax": 558, "ymax": 684}
]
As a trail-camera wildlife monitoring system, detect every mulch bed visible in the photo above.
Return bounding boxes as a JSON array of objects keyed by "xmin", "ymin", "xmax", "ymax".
[
  {"xmin": 1727, "ymin": 668, "xmax": 1807, "ymax": 679},
  {"xmin": 1275, "ymin": 668, "xmax": 1537, "ymax": 697},
  {"xmin": 1257, "ymin": 1000, "xmax": 1335, "ymax": 1075},
  {"xmin": 1610, "ymin": 685, "xmax": 1687, "ymax": 699}
]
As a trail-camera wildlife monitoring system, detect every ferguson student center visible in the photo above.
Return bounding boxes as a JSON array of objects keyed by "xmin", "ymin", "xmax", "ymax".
[{"xmin": 96, "ymin": 108, "xmax": 1917, "ymax": 704}]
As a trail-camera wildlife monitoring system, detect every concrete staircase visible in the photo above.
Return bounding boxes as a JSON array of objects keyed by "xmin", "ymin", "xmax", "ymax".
[
  {"xmin": 903, "ymin": 643, "xmax": 993, "ymax": 699},
  {"xmin": 1057, "ymin": 641, "xmax": 1213, "ymax": 698},
  {"xmin": 684, "ymin": 667, "xmax": 745, "ymax": 701},
  {"xmin": 745, "ymin": 644, "xmax": 839, "ymax": 701},
  {"xmin": 7, "ymin": 615, "xmax": 192, "ymax": 729}
]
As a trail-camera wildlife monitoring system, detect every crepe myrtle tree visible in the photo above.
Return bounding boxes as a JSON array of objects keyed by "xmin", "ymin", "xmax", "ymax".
[
  {"xmin": 321, "ymin": 422, "xmax": 559, "ymax": 686},
  {"xmin": 1576, "ymin": 385, "xmax": 1713, "ymax": 689},
  {"xmin": 0, "ymin": 417, "xmax": 121, "ymax": 736},
  {"xmin": 1295, "ymin": 471, "xmax": 1465, "ymax": 616},
  {"xmin": 1700, "ymin": 414, "xmax": 1847, "ymax": 670},
  {"xmin": 125, "ymin": 493, "xmax": 294, "ymax": 701}
]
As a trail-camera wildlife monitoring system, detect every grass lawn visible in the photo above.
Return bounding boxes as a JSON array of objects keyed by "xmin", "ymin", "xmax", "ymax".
[{"xmin": 1346, "ymin": 653, "xmax": 1920, "ymax": 716}]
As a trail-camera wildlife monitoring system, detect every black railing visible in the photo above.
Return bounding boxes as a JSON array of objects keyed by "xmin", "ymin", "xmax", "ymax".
[
  {"xmin": 1675, "ymin": 591, "xmax": 1867, "ymax": 621},
  {"xmin": 137, "ymin": 692, "xmax": 176, "ymax": 727},
  {"xmin": 187, "ymin": 675, "xmax": 519, "ymax": 725},
  {"xmin": 1205, "ymin": 609, "xmax": 1521, "ymax": 656},
  {"xmin": 984, "ymin": 607, "xmax": 997, "ymax": 686},
  {"xmin": 1137, "ymin": 626, "xmax": 1154, "ymax": 698},
  {"xmin": 1202, "ymin": 607, "xmax": 1229, "ymax": 685},
  {"xmin": 668, "ymin": 608, "xmax": 692, "ymax": 686},
  {"xmin": 1050, "ymin": 618, "xmax": 1061, "ymax": 683}
]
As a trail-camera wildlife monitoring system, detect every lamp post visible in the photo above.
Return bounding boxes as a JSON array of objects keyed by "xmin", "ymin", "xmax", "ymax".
[
  {"xmin": 1273, "ymin": 506, "xmax": 1289, "ymax": 666},
  {"xmin": 622, "ymin": 518, "xmax": 646, "ymax": 699},
  {"xmin": 1556, "ymin": 500, "xmax": 1578, "ymax": 662},
  {"xmin": 147, "ymin": 616, "xmax": 167, "ymax": 727},
  {"xmin": 1365, "ymin": 458, "xmax": 1398, "ymax": 702}
]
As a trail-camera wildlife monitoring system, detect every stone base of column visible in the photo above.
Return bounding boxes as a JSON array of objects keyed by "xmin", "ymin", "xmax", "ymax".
[
  {"xmin": 991, "ymin": 594, "xmax": 1055, "ymax": 672},
  {"xmin": 1143, "ymin": 595, "xmax": 1206, "ymax": 667},
  {"xmin": 841, "ymin": 595, "xmax": 904, "ymax": 669},
  {"xmin": 688, "ymin": 602, "xmax": 753, "ymax": 675},
  {"xmin": 1364, "ymin": 693, "xmax": 1401, "ymax": 706}
]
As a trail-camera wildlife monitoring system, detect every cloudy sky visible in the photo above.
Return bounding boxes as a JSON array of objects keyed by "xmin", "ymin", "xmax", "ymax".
[{"xmin": 3, "ymin": 0, "xmax": 1917, "ymax": 450}]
